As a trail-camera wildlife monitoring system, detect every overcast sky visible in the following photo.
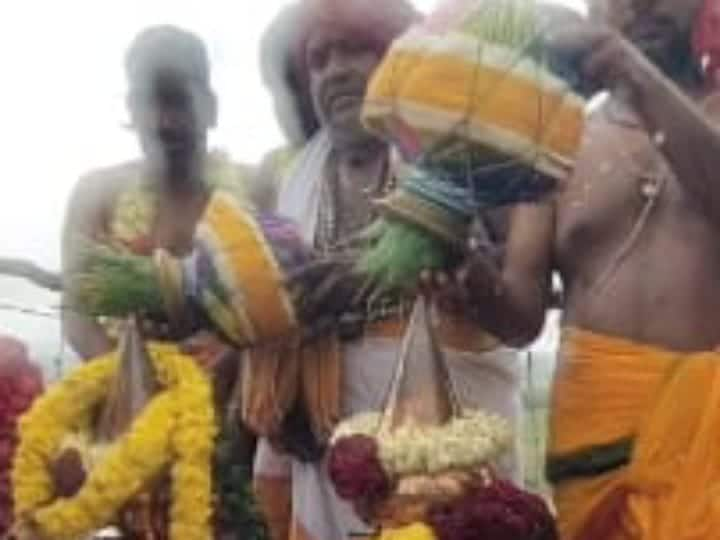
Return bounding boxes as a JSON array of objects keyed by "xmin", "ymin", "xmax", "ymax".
[{"xmin": 0, "ymin": 0, "xmax": 580, "ymax": 377}]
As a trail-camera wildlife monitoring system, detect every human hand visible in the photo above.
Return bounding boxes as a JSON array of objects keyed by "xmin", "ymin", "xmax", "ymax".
[
  {"xmin": 420, "ymin": 228, "xmax": 503, "ymax": 314},
  {"xmin": 420, "ymin": 255, "xmax": 501, "ymax": 316},
  {"xmin": 285, "ymin": 258, "xmax": 369, "ymax": 326},
  {"xmin": 180, "ymin": 330, "xmax": 232, "ymax": 371}
]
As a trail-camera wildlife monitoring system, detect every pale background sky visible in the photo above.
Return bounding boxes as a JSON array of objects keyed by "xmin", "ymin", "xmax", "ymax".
[{"xmin": 0, "ymin": 0, "xmax": 581, "ymax": 378}]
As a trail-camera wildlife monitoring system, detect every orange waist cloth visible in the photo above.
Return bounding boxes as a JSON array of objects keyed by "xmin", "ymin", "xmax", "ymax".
[{"xmin": 549, "ymin": 328, "xmax": 720, "ymax": 540}]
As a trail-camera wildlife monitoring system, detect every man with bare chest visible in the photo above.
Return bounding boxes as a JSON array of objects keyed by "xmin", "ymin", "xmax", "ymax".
[
  {"xmin": 61, "ymin": 26, "xmax": 245, "ymax": 360},
  {"xmin": 452, "ymin": 0, "xmax": 720, "ymax": 537},
  {"xmin": 58, "ymin": 26, "xmax": 258, "ymax": 539}
]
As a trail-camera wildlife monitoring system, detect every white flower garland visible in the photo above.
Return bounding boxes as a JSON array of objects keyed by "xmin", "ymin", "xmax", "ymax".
[{"xmin": 331, "ymin": 410, "xmax": 512, "ymax": 477}]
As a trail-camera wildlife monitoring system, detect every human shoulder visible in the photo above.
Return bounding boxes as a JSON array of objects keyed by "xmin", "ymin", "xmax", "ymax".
[
  {"xmin": 69, "ymin": 160, "xmax": 143, "ymax": 212},
  {"xmin": 79, "ymin": 160, "xmax": 142, "ymax": 187},
  {"xmin": 570, "ymin": 96, "xmax": 627, "ymax": 166},
  {"xmin": 62, "ymin": 160, "xmax": 143, "ymax": 267}
]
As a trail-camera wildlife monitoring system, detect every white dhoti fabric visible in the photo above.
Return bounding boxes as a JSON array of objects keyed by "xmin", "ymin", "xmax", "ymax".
[
  {"xmin": 255, "ymin": 130, "xmax": 523, "ymax": 540},
  {"xmin": 255, "ymin": 338, "xmax": 523, "ymax": 540}
]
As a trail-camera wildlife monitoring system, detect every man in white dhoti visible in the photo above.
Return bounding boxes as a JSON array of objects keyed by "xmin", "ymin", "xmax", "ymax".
[{"xmin": 250, "ymin": 2, "xmax": 525, "ymax": 539}]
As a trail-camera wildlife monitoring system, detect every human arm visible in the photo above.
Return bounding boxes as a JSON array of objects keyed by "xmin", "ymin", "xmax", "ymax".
[
  {"xmin": 60, "ymin": 174, "xmax": 115, "ymax": 360},
  {"xmin": 453, "ymin": 202, "xmax": 556, "ymax": 347},
  {"xmin": 548, "ymin": 22, "xmax": 720, "ymax": 223},
  {"xmin": 0, "ymin": 258, "xmax": 61, "ymax": 291}
]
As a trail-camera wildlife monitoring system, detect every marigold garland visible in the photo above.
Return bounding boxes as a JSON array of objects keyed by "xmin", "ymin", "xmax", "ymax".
[
  {"xmin": 12, "ymin": 343, "xmax": 216, "ymax": 540},
  {"xmin": 378, "ymin": 522, "xmax": 437, "ymax": 540}
]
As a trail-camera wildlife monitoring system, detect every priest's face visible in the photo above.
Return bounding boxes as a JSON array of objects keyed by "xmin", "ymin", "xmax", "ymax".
[{"xmin": 306, "ymin": 27, "xmax": 381, "ymax": 147}]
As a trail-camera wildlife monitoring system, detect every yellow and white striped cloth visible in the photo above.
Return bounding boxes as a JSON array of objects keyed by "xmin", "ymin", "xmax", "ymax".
[
  {"xmin": 363, "ymin": 0, "xmax": 586, "ymax": 182},
  {"xmin": 195, "ymin": 192, "xmax": 297, "ymax": 347}
]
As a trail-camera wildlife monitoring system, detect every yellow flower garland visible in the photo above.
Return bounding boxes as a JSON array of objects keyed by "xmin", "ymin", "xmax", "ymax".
[
  {"xmin": 378, "ymin": 522, "xmax": 437, "ymax": 540},
  {"xmin": 12, "ymin": 343, "xmax": 216, "ymax": 540}
]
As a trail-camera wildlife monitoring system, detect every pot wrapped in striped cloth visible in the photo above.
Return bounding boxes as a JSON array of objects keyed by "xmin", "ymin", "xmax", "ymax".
[{"xmin": 357, "ymin": 0, "xmax": 586, "ymax": 291}]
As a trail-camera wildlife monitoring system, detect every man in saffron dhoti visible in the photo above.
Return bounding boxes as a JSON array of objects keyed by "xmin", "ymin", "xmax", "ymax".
[
  {"xmin": 458, "ymin": 0, "xmax": 720, "ymax": 538},
  {"xmin": 250, "ymin": 1, "xmax": 525, "ymax": 539}
]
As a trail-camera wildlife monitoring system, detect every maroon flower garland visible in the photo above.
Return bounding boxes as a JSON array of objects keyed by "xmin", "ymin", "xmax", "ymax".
[
  {"xmin": 427, "ymin": 479, "xmax": 557, "ymax": 540},
  {"xmin": 328, "ymin": 435, "xmax": 392, "ymax": 504},
  {"xmin": 0, "ymin": 336, "xmax": 43, "ymax": 536},
  {"xmin": 328, "ymin": 434, "xmax": 557, "ymax": 540}
]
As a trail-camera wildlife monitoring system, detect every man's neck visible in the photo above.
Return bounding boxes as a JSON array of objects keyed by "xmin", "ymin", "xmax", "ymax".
[
  {"xmin": 145, "ymin": 154, "xmax": 208, "ymax": 198},
  {"xmin": 334, "ymin": 141, "xmax": 388, "ymax": 190},
  {"xmin": 332, "ymin": 136, "xmax": 386, "ymax": 165}
]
